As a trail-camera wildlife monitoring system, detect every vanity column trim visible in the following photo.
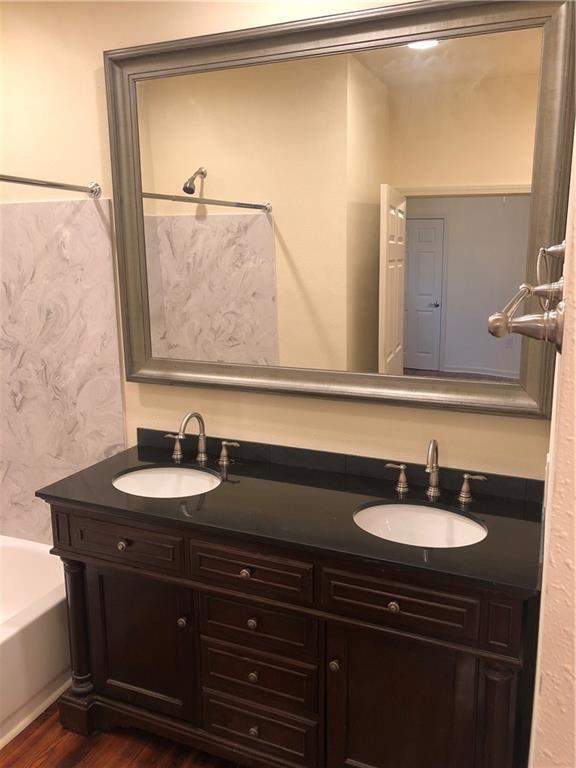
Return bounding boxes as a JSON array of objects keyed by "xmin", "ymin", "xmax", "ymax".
[
  {"xmin": 476, "ymin": 661, "xmax": 518, "ymax": 768},
  {"xmin": 61, "ymin": 558, "xmax": 94, "ymax": 695}
]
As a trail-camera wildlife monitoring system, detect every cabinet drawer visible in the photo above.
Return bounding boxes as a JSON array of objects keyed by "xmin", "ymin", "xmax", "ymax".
[
  {"xmin": 202, "ymin": 690, "xmax": 317, "ymax": 767},
  {"xmin": 201, "ymin": 637, "xmax": 318, "ymax": 714},
  {"xmin": 70, "ymin": 517, "xmax": 184, "ymax": 575},
  {"xmin": 190, "ymin": 541, "xmax": 313, "ymax": 604},
  {"xmin": 321, "ymin": 568, "xmax": 480, "ymax": 643},
  {"xmin": 199, "ymin": 593, "xmax": 319, "ymax": 658}
]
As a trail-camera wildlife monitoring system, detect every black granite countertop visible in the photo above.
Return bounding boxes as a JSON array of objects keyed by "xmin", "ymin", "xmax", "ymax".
[{"xmin": 37, "ymin": 445, "xmax": 543, "ymax": 595}]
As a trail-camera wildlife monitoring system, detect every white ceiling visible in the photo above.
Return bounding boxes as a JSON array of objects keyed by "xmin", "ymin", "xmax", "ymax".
[{"xmin": 354, "ymin": 28, "xmax": 542, "ymax": 89}]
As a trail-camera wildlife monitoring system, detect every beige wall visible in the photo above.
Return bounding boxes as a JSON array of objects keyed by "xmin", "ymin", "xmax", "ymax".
[
  {"xmin": 345, "ymin": 57, "xmax": 391, "ymax": 206},
  {"xmin": 0, "ymin": 0, "xmax": 550, "ymax": 490},
  {"xmin": 345, "ymin": 56, "xmax": 390, "ymax": 371},
  {"xmin": 389, "ymin": 73, "xmax": 539, "ymax": 188}
]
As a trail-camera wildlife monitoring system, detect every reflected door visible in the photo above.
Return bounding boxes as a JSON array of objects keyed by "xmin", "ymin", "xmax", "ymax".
[
  {"xmin": 405, "ymin": 218, "xmax": 444, "ymax": 371},
  {"xmin": 378, "ymin": 185, "xmax": 406, "ymax": 375}
]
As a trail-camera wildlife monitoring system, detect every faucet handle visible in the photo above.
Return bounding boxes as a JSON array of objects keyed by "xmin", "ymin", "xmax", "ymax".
[
  {"xmin": 385, "ymin": 463, "xmax": 409, "ymax": 496},
  {"xmin": 458, "ymin": 473, "xmax": 487, "ymax": 504},
  {"xmin": 164, "ymin": 434, "xmax": 183, "ymax": 463},
  {"xmin": 219, "ymin": 440, "xmax": 240, "ymax": 467}
]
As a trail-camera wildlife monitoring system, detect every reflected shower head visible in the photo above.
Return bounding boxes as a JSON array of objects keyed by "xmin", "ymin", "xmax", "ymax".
[{"xmin": 183, "ymin": 166, "xmax": 207, "ymax": 195}]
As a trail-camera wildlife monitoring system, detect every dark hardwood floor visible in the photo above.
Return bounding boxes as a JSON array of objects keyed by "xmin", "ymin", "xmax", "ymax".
[{"xmin": 0, "ymin": 705, "xmax": 240, "ymax": 767}]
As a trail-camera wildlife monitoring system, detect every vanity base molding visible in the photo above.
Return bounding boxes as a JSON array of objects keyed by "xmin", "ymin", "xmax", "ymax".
[{"xmin": 59, "ymin": 690, "xmax": 311, "ymax": 768}]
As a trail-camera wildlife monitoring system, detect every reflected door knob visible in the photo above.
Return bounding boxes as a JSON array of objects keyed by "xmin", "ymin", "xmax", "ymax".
[{"xmin": 328, "ymin": 659, "xmax": 341, "ymax": 672}]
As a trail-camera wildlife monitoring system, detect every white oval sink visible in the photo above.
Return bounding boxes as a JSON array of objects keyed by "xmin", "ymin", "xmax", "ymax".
[
  {"xmin": 112, "ymin": 466, "xmax": 221, "ymax": 498},
  {"xmin": 354, "ymin": 503, "xmax": 487, "ymax": 549}
]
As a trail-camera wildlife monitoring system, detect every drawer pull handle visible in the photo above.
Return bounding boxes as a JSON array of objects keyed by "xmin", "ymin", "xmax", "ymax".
[
  {"xmin": 248, "ymin": 726, "xmax": 259, "ymax": 738},
  {"xmin": 248, "ymin": 671, "xmax": 259, "ymax": 683},
  {"xmin": 176, "ymin": 617, "xmax": 187, "ymax": 629},
  {"xmin": 116, "ymin": 539, "xmax": 128, "ymax": 552},
  {"xmin": 239, "ymin": 568, "xmax": 252, "ymax": 579},
  {"xmin": 328, "ymin": 659, "xmax": 341, "ymax": 673},
  {"xmin": 387, "ymin": 600, "xmax": 401, "ymax": 614},
  {"xmin": 246, "ymin": 617, "xmax": 258, "ymax": 631}
]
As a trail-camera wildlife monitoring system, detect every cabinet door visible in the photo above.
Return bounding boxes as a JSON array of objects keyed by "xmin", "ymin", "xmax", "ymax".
[
  {"xmin": 326, "ymin": 623, "xmax": 477, "ymax": 768},
  {"xmin": 87, "ymin": 566, "xmax": 195, "ymax": 720}
]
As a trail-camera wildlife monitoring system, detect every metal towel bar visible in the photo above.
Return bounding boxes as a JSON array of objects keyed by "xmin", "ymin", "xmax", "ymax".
[{"xmin": 0, "ymin": 173, "xmax": 101, "ymax": 198}]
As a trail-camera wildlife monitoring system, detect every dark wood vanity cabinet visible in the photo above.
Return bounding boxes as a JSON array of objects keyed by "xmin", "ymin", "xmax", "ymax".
[
  {"xmin": 51, "ymin": 506, "xmax": 534, "ymax": 768},
  {"xmin": 326, "ymin": 623, "xmax": 478, "ymax": 768},
  {"xmin": 86, "ymin": 567, "xmax": 195, "ymax": 721}
]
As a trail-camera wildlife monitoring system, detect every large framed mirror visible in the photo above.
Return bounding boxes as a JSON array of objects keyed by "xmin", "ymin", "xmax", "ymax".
[{"xmin": 105, "ymin": 0, "xmax": 574, "ymax": 416}]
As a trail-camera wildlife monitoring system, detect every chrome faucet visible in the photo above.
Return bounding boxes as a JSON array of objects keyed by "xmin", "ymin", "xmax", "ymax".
[
  {"xmin": 425, "ymin": 439, "xmax": 440, "ymax": 501},
  {"xmin": 165, "ymin": 411, "xmax": 208, "ymax": 465}
]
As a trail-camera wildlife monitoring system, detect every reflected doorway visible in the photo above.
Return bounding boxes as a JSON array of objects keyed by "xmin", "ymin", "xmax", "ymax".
[{"xmin": 404, "ymin": 193, "xmax": 530, "ymax": 381}]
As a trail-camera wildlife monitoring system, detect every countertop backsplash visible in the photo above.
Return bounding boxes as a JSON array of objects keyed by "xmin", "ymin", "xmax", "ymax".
[{"xmin": 137, "ymin": 427, "xmax": 544, "ymax": 514}]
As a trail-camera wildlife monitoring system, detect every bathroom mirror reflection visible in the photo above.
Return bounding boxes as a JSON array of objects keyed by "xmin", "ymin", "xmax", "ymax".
[{"xmin": 137, "ymin": 27, "xmax": 541, "ymax": 382}]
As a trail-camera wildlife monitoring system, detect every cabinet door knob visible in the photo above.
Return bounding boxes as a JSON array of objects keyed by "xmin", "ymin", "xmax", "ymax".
[
  {"xmin": 246, "ymin": 617, "xmax": 258, "ymax": 630},
  {"xmin": 328, "ymin": 659, "xmax": 341, "ymax": 673},
  {"xmin": 176, "ymin": 617, "xmax": 187, "ymax": 629},
  {"xmin": 248, "ymin": 726, "xmax": 259, "ymax": 738},
  {"xmin": 248, "ymin": 671, "xmax": 259, "ymax": 683},
  {"xmin": 116, "ymin": 539, "xmax": 128, "ymax": 552},
  {"xmin": 239, "ymin": 568, "xmax": 252, "ymax": 579},
  {"xmin": 387, "ymin": 600, "xmax": 401, "ymax": 614}
]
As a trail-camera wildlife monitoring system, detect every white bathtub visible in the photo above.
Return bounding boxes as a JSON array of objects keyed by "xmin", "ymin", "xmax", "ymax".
[{"xmin": 0, "ymin": 535, "xmax": 70, "ymax": 747}]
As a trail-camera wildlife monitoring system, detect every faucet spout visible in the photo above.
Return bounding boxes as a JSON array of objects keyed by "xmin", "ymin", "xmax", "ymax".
[
  {"xmin": 425, "ymin": 439, "xmax": 440, "ymax": 501},
  {"xmin": 169, "ymin": 411, "xmax": 207, "ymax": 464},
  {"xmin": 426, "ymin": 439, "xmax": 438, "ymax": 471}
]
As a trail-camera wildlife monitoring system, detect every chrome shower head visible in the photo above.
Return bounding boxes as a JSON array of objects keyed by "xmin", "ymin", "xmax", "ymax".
[{"xmin": 182, "ymin": 166, "xmax": 207, "ymax": 195}]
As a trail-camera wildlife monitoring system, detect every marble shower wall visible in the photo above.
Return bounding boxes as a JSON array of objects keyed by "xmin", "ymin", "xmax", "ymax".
[
  {"xmin": 0, "ymin": 199, "xmax": 124, "ymax": 543},
  {"xmin": 144, "ymin": 213, "xmax": 279, "ymax": 365}
]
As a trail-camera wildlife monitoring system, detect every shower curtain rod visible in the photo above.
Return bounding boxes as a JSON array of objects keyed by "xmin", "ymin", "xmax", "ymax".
[
  {"xmin": 0, "ymin": 174, "xmax": 102, "ymax": 198},
  {"xmin": 142, "ymin": 191, "xmax": 272, "ymax": 212}
]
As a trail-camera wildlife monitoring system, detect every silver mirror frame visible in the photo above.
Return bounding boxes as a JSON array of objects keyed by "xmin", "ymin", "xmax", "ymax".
[{"xmin": 104, "ymin": 0, "xmax": 574, "ymax": 417}]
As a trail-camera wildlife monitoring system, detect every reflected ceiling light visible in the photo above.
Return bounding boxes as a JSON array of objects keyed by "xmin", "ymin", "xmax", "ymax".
[{"xmin": 407, "ymin": 39, "xmax": 439, "ymax": 50}]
